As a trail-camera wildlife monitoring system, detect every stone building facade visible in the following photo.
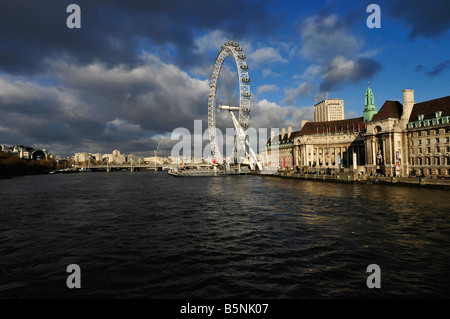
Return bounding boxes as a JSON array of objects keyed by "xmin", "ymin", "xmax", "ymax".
[
  {"xmin": 294, "ymin": 117, "xmax": 366, "ymax": 173},
  {"xmin": 267, "ymin": 87, "xmax": 450, "ymax": 177},
  {"xmin": 266, "ymin": 125, "xmax": 297, "ymax": 170},
  {"xmin": 406, "ymin": 95, "xmax": 450, "ymax": 177},
  {"xmin": 364, "ymin": 90, "xmax": 413, "ymax": 176}
]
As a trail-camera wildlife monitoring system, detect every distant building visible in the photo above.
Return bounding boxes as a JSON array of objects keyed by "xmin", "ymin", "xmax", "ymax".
[
  {"xmin": 92, "ymin": 153, "xmax": 103, "ymax": 162},
  {"xmin": 144, "ymin": 156, "xmax": 165, "ymax": 164},
  {"xmin": 102, "ymin": 150, "xmax": 126, "ymax": 164},
  {"xmin": 314, "ymin": 99, "xmax": 344, "ymax": 122},
  {"xmin": 1, "ymin": 143, "xmax": 50, "ymax": 160},
  {"xmin": 74, "ymin": 152, "xmax": 91, "ymax": 163}
]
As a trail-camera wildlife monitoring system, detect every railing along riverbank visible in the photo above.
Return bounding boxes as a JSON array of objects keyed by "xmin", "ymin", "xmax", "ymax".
[{"xmin": 259, "ymin": 170, "xmax": 450, "ymax": 189}]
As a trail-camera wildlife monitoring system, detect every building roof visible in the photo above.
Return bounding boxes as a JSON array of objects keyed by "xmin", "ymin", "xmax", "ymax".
[
  {"xmin": 298, "ymin": 117, "xmax": 365, "ymax": 136},
  {"xmin": 408, "ymin": 95, "xmax": 450, "ymax": 122},
  {"xmin": 269, "ymin": 129, "xmax": 302, "ymax": 143},
  {"xmin": 267, "ymin": 117, "xmax": 366, "ymax": 144},
  {"xmin": 370, "ymin": 100, "xmax": 403, "ymax": 121}
]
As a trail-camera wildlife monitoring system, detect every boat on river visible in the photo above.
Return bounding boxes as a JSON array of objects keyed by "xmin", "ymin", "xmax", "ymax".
[{"xmin": 168, "ymin": 164, "xmax": 250, "ymax": 177}]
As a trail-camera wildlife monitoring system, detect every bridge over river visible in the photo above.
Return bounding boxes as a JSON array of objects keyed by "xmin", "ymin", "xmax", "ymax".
[
  {"xmin": 73, "ymin": 163, "xmax": 173, "ymax": 172},
  {"xmin": 68, "ymin": 163, "xmax": 214, "ymax": 172}
]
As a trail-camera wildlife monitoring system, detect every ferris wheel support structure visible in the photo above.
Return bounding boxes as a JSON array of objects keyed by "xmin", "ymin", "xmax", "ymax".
[{"xmin": 219, "ymin": 105, "xmax": 262, "ymax": 171}]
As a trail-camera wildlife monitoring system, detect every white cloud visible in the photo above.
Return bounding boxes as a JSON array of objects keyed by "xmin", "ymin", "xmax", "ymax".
[
  {"xmin": 250, "ymin": 99, "xmax": 314, "ymax": 132},
  {"xmin": 299, "ymin": 64, "xmax": 322, "ymax": 81},
  {"xmin": 283, "ymin": 82, "xmax": 313, "ymax": 105},
  {"xmin": 257, "ymin": 84, "xmax": 279, "ymax": 95},
  {"xmin": 262, "ymin": 67, "xmax": 279, "ymax": 78},
  {"xmin": 194, "ymin": 30, "xmax": 230, "ymax": 54},
  {"xmin": 248, "ymin": 47, "xmax": 288, "ymax": 67},
  {"xmin": 300, "ymin": 14, "xmax": 360, "ymax": 63}
]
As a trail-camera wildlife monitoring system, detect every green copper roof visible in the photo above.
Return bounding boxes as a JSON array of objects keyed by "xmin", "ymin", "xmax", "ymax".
[{"xmin": 364, "ymin": 83, "xmax": 377, "ymax": 122}]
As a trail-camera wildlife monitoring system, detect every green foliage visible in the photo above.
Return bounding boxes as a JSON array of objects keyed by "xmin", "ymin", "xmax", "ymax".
[{"xmin": 0, "ymin": 153, "xmax": 56, "ymax": 176}]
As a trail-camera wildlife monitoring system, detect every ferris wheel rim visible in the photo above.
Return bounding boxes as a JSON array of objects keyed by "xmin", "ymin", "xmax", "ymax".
[{"xmin": 207, "ymin": 41, "xmax": 251, "ymax": 162}]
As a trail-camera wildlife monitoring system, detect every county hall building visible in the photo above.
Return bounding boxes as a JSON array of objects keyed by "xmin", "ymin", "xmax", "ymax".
[{"xmin": 267, "ymin": 86, "xmax": 450, "ymax": 178}]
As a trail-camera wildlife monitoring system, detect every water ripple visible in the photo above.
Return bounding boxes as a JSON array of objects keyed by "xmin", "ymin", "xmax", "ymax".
[{"xmin": 1, "ymin": 172, "xmax": 449, "ymax": 298}]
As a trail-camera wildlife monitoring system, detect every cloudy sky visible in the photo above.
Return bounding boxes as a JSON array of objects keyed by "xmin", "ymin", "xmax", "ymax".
[{"xmin": 0, "ymin": 0, "xmax": 449, "ymax": 157}]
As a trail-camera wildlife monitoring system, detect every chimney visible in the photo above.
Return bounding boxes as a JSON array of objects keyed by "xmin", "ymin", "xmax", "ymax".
[
  {"xmin": 288, "ymin": 125, "xmax": 292, "ymax": 138},
  {"xmin": 271, "ymin": 129, "xmax": 275, "ymax": 142},
  {"xmin": 401, "ymin": 89, "xmax": 415, "ymax": 121},
  {"xmin": 301, "ymin": 120, "xmax": 308, "ymax": 130},
  {"xmin": 281, "ymin": 128, "xmax": 286, "ymax": 139}
]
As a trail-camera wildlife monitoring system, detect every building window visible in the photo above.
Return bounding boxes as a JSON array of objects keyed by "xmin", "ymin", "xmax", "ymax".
[
  {"xmin": 419, "ymin": 148, "xmax": 422, "ymax": 154},
  {"xmin": 427, "ymin": 130, "xmax": 430, "ymax": 136},
  {"xmin": 418, "ymin": 131, "xmax": 422, "ymax": 136},
  {"xmin": 426, "ymin": 139, "xmax": 430, "ymax": 144},
  {"xmin": 427, "ymin": 147, "xmax": 431, "ymax": 153},
  {"xmin": 446, "ymin": 137, "xmax": 449, "ymax": 143},
  {"xmin": 419, "ymin": 140, "xmax": 422, "ymax": 145},
  {"xmin": 437, "ymin": 169, "xmax": 441, "ymax": 175},
  {"xmin": 436, "ymin": 138, "xmax": 440, "ymax": 143},
  {"xmin": 436, "ymin": 129, "xmax": 440, "ymax": 135},
  {"xmin": 436, "ymin": 146, "xmax": 440, "ymax": 153},
  {"xmin": 436, "ymin": 157, "xmax": 441, "ymax": 165}
]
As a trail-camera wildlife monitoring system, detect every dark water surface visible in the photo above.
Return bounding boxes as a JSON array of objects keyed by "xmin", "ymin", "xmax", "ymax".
[{"xmin": 1, "ymin": 171, "xmax": 449, "ymax": 298}]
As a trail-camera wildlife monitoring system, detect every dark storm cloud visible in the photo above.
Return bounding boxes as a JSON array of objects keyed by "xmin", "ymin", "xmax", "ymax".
[
  {"xmin": 298, "ymin": 12, "xmax": 381, "ymax": 94},
  {"xmin": 0, "ymin": 0, "xmax": 278, "ymax": 74},
  {"xmin": 426, "ymin": 60, "xmax": 450, "ymax": 76},
  {"xmin": 383, "ymin": 0, "xmax": 450, "ymax": 39},
  {"xmin": 415, "ymin": 60, "xmax": 450, "ymax": 77},
  {"xmin": 320, "ymin": 57, "xmax": 381, "ymax": 92},
  {"xmin": 0, "ymin": 54, "xmax": 211, "ymax": 156}
]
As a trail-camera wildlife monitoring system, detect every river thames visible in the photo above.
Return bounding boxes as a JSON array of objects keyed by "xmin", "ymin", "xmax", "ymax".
[{"xmin": 1, "ymin": 171, "xmax": 449, "ymax": 298}]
